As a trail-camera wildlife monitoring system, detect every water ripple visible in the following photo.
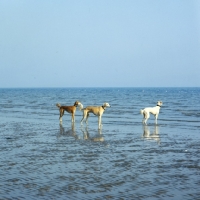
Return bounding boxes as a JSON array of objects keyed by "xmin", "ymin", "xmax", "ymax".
[{"xmin": 0, "ymin": 88, "xmax": 200, "ymax": 199}]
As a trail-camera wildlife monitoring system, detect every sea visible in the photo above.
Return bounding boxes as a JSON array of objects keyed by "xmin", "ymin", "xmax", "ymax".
[{"xmin": 0, "ymin": 87, "xmax": 200, "ymax": 200}]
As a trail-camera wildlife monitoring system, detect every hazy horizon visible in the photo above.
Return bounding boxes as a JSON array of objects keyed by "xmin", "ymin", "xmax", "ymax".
[{"xmin": 1, "ymin": 1, "xmax": 200, "ymax": 88}]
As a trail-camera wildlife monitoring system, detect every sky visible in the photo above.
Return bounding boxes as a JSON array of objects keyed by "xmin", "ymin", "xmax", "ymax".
[{"xmin": 0, "ymin": 0, "xmax": 200, "ymax": 88}]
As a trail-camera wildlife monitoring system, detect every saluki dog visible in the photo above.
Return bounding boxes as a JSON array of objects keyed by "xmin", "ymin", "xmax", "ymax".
[
  {"xmin": 56, "ymin": 101, "xmax": 82, "ymax": 123},
  {"xmin": 140, "ymin": 101, "xmax": 163, "ymax": 125},
  {"xmin": 81, "ymin": 103, "xmax": 111, "ymax": 129}
]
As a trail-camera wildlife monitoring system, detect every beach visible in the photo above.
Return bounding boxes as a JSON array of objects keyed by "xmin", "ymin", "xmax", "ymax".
[{"xmin": 0, "ymin": 88, "xmax": 200, "ymax": 199}]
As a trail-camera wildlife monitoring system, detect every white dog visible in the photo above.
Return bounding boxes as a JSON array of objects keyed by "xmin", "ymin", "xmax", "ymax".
[
  {"xmin": 140, "ymin": 101, "xmax": 163, "ymax": 125},
  {"xmin": 81, "ymin": 103, "xmax": 111, "ymax": 129}
]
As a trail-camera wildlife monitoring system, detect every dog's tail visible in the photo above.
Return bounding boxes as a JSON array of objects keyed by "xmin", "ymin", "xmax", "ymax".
[
  {"xmin": 140, "ymin": 109, "xmax": 144, "ymax": 115},
  {"xmin": 56, "ymin": 103, "xmax": 61, "ymax": 108}
]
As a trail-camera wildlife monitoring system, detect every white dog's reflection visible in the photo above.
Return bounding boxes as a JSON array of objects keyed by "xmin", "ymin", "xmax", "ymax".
[
  {"xmin": 142, "ymin": 125, "xmax": 160, "ymax": 144},
  {"xmin": 81, "ymin": 127, "xmax": 104, "ymax": 142}
]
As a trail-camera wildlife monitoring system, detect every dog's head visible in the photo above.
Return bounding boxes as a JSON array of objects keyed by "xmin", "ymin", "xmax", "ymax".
[
  {"xmin": 74, "ymin": 101, "xmax": 81, "ymax": 107},
  {"xmin": 78, "ymin": 102, "xmax": 83, "ymax": 110},
  {"xmin": 103, "ymin": 102, "xmax": 111, "ymax": 108},
  {"xmin": 157, "ymin": 101, "xmax": 163, "ymax": 106},
  {"xmin": 74, "ymin": 101, "xmax": 83, "ymax": 110}
]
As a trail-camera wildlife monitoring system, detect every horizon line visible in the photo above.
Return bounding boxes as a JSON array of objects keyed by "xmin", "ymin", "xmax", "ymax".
[{"xmin": 0, "ymin": 86, "xmax": 200, "ymax": 89}]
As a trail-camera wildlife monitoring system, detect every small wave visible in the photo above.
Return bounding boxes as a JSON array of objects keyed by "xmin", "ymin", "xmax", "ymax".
[{"xmin": 182, "ymin": 112, "xmax": 200, "ymax": 117}]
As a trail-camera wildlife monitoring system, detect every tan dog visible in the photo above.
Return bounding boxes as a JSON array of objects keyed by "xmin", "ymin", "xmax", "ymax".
[
  {"xmin": 140, "ymin": 101, "xmax": 163, "ymax": 125},
  {"xmin": 81, "ymin": 103, "xmax": 111, "ymax": 129},
  {"xmin": 56, "ymin": 101, "xmax": 82, "ymax": 123}
]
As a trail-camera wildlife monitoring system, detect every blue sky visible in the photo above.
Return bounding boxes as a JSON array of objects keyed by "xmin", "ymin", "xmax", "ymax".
[{"xmin": 0, "ymin": 0, "xmax": 200, "ymax": 87}]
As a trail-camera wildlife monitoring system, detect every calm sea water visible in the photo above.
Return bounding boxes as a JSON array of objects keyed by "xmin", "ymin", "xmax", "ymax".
[{"xmin": 0, "ymin": 88, "xmax": 200, "ymax": 199}]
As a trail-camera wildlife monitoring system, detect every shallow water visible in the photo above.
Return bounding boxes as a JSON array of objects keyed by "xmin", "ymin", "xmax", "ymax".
[{"xmin": 0, "ymin": 88, "xmax": 200, "ymax": 199}]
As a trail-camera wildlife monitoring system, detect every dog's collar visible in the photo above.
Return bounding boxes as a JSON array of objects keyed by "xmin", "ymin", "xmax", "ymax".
[
  {"xmin": 102, "ymin": 106, "xmax": 105, "ymax": 110},
  {"xmin": 157, "ymin": 105, "xmax": 161, "ymax": 107}
]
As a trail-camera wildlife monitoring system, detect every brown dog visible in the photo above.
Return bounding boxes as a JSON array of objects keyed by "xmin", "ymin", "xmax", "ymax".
[{"xmin": 56, "ymin": 101, "xmax": 82, "ymax": 123}]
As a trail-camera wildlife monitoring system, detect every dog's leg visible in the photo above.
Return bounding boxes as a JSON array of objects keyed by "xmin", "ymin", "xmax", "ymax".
[
  {"xmin": 72, "ymin": 113, "xmax": 75, "ymax": 123},
  {"xmin": 98, "ymin": 116, "xmax": 102, "ymax": 129},
  {"xmin": 81, "ymin": 111, "xmax": 87, "ymax": 125},
  {"xmin": 155, "ymin": 114, "xmax": 158, "ymax": 124},
  {"xmin": 81, "ymin": 116, "xmax": 84, "ymax": 125},
  {"xmin": 144, "ymin": 111, "xmax": 149, "ymax": 125},
  {"xmin": 141, "ymin": 109, "xmax": 146, "ymax": 124},
  {"xmin": 59, "ymin": 109, "xmax": 64, "ymax": 122},
  {"xmin": 86, "ymin": 113, "xmax": 89, "ymax": 124}
]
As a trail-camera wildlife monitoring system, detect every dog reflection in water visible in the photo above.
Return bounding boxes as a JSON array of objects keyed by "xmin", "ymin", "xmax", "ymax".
[
  {"xmin": 58, "ymin": 124, "xmax": 104, "ymax": 141},
  {"xmin": 142, "ymin": 125, "xmax": 160, "ymax": 144},
  {"xmin": 58, "ymin": 123, "xmax": 80, "ymax": 140},
  {"xmin": 81, "ymin": 127, "xmax": 104, "ymax": 142}
]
